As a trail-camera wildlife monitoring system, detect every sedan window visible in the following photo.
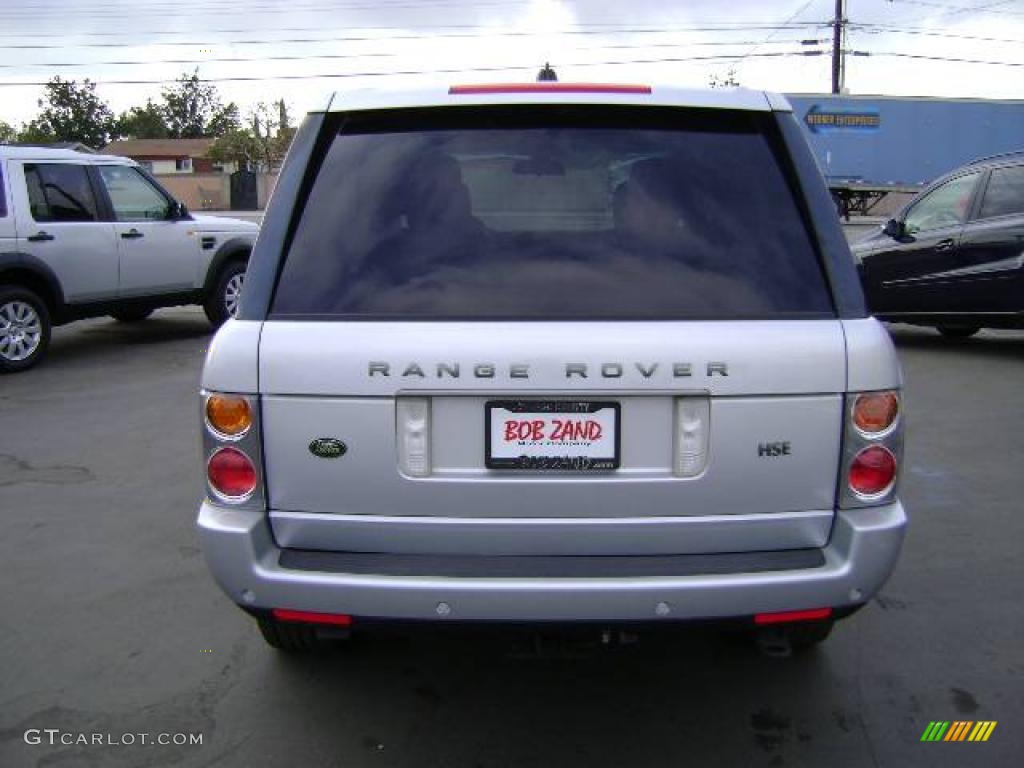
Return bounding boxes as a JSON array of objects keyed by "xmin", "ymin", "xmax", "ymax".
[
  {"xmin": 903, "ymin": 173, "xmax": 979, "ymax": 235},
  {"xmin": 978, "ymin": 166, "xmax": 1024, "ymax": 220}
]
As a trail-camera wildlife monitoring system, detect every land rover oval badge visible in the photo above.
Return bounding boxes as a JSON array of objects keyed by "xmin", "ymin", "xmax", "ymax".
[{"xmin": 309, "ymin": 438, "xmax": 347, "ymax": 459}]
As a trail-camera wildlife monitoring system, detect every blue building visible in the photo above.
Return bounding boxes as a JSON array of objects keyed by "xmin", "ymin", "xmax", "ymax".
[{"xmin": 784, "ymin": 94, "xmax": 1024, "ymax": 187}]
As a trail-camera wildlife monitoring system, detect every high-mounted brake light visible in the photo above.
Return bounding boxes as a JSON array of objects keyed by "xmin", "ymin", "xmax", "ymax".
[{"xmin": 449, "ymin": 83, "xmax": 652, "ymax": 95}]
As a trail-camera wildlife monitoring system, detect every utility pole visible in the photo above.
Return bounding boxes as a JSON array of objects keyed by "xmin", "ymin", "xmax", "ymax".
[{"xmin": 831, "ymin": 0, "xmax": 846, "ymax": 94}]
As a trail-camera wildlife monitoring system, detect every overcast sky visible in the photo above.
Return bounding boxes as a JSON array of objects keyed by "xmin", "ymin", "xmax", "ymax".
[{"xmin": 1, "ymin": 0, "xmax": 1021, "ymax": 127}]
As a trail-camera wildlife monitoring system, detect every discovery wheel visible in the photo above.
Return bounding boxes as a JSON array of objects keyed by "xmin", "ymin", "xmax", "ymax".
[{"xmin": 0, "ymin": 287, "xmax": 51, "ymax": 373}]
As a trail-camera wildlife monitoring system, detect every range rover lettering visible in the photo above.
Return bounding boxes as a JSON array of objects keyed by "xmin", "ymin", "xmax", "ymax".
[{"xmin": 197, "ymin": 83, "xmax": 907, "ymax": 653}]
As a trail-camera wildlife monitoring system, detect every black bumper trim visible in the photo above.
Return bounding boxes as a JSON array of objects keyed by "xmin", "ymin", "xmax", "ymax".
[{"xmin": 277, "ymin": 547, "xmax": 826, "ymax": 579}]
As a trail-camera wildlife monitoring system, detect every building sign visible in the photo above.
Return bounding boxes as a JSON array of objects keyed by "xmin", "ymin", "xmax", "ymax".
[{"xmin": 804, "ymin": 104, "xmax": 881, "ymax": 133}]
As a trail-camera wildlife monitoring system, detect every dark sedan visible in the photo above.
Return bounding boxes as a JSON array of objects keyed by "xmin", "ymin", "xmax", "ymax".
[{"xmin": 852, "ymin": 151, "xmax": 1024, "ymax": 338}]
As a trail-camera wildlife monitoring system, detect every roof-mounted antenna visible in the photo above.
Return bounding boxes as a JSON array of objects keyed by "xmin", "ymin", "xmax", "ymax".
[{"xmin": 537, "ymin": 63, "xmax": 558, "ymax": 82}]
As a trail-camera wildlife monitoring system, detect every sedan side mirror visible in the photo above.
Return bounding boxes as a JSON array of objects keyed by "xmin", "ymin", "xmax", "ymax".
[
  {"xmin": 882, "ymin": 218, "xmax": 904, "ymax": 239},
  {"xmin": 168, "ymin": 201, "xmax": 188, "ymax": 220}
]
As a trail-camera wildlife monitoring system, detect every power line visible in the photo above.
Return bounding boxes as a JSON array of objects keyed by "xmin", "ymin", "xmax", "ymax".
[
  {"xmin": 862, "ymin": 50, "xmax": 1024, "ymax": 66},
  {"xmin": 0, "ymin": 50, "xmax": 828, "ymax": 88},
  {"xmin": 850, "ymin": 23, "xmax": 1024, "ymax": 45},
  {"xmin": 7, "ymin": 0, "xmax": 527, "ymax": 8},
  {"xmin": 1, "ymin": 0, "xmax": 535, "ymax": 17},
  {"xmin": 0, "ymin": 38, "xmax": 822, "ymax": 69},
  {"xmin": 886, "ymin": 0, "xmax": 1024, "ymax": 16},
  {"xmin": 735, "ymin": 0, "xmax": 820, "ymax": 66},
  {"xmin": 0, "ymin": 21, "xmax": 829, "ymax": 42}
]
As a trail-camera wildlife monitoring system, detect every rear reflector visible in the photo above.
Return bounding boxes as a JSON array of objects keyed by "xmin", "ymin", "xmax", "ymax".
[
  {"xmin": 449, "ymin": 83, "xmax": 652, "ymax": 95},
  {"xmin": 271, "ymin": 609, "xmax": 353, "ymax": 627},
  {"xmin": 754, "ymin": 607, "xmax": 833, "ymax": 625}
]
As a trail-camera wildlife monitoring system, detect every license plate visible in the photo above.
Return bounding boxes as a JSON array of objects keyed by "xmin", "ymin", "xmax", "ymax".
[{"xmin": 485, "ymin": 401, "xmax": 620, "ymax": 471}]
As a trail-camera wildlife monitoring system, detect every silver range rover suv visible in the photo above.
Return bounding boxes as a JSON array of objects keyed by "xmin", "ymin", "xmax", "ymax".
[{"xmin": 197, "ymin": 83, "xmax": 906, "ymax": 652}]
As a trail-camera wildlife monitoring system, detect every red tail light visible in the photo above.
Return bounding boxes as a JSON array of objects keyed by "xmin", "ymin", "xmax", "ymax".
[
  {"xmin": 841, "ymin": 389, "xmax": 902, "ymax": 508},
  {"xmin": 207, "ymin": 447, "xmax": 258, "ymax": 499},
  {"xmin": 848, "ymin": 445, "xmax": 897, "ymax": 498}
]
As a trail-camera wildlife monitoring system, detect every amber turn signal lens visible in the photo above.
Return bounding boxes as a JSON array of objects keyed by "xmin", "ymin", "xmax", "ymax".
[
  {"xmin": 206, "ymin": 395, "xmax": 252, "ymax": 436},
  {"xmin": 852, "ymin": 391, "xmax": 899, "ymax": 435}
]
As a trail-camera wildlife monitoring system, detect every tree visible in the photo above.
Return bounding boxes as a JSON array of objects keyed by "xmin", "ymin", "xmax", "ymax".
[
  {"xmin": 23, "ymin": 77, "xmax": 114, "ymax": 148},
  {"xmin": 207, "ymin": 128, "xmax": 260, "ymax": 170},
  {"xmin": 0, "ymin": 120, "xmax": 16, "ymax": 143},
  {"xmin": 16, "ymin": 121, "xmax": 55, "ymax": 144},
  {"xmin": 251, "ymin": 100, "xmax": 296, "ymax": 169},
  {"xmin": 275, "ymin": 99, "xmax": 296, "ymax": 159},
  {"xmin": 161, "ymin": 70, "xmax": 239, "ymax": 139},
  {"xmin": 208, "ymin": 97, "xmax": 296, "ymax": 172},
  {"xmin": 709, "ymin": 68, "xmax": 740, "ymax": 89},
  {"xmin": 115, "ymin": 100, "xmax": 169, "ymax": 139}
]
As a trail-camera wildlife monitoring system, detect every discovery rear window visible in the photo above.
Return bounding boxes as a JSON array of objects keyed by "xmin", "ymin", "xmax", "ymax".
[{"xmin": 271, "ymin": 106, "xmax": 833, "ymax": 320}]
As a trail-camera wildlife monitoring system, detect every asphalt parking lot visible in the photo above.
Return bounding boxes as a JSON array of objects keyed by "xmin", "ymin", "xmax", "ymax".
[{"xmin": 1, "ymin": 304, "xmax": 1022, "ymax": 768}]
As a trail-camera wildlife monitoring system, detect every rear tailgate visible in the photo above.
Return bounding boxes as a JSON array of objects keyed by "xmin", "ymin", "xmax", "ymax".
[{"xmin": 260, "ymin": 320, "xmax": 845, "ymax": 552}]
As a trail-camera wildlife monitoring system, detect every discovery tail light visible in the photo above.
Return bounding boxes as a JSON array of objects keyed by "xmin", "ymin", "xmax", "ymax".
[
  {"xmin": 202, "ymin": 391, "xmax": 265, "ymax": 509},
  {"xmin": 840, "ymin": 389, "xmax": 903, "ymax": 508}
]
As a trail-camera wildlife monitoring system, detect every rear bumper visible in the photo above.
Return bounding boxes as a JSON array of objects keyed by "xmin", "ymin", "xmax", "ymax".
[{"xmin": 196, "ymin": 501, "xmax": 906, "ymax": 622}]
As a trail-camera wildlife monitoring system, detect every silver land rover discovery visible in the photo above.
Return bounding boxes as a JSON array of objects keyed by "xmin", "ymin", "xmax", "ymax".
[{"xmin": 197, "ymin": 83, "xmax": 906, "ymax": 652}]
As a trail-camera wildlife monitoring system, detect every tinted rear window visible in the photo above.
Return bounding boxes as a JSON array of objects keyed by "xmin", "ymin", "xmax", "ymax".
[
  {"xmin": 979, "ymin": 165, "xmax": 1024, "ymax": 219},
  {"xmin": 272, "ymin": 107, "xmax": 833, "ymax": 320},
  {"xmin": 25, "ymin": 163, "xmax": 100, "ymax": 222}
]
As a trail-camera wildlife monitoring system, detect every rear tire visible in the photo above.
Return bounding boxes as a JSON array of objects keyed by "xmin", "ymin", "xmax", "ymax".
[
  {"xmin": 110, "ymin": 308, "xmax": 153, "ymax": 323},
  {"xmin": 204, "ymin": 261, "xmax": 247, "ymax": 328},
  {"xmin": 257, "ymin": 616, "xmax": 329, "ymax": 652},
  {"xmin": 0, "ymin": 286, "xmax": 52, "ymax": 373},
  {"xmin": 936, "ymin": 325, "xmax": 980, "ymax": 339}
]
